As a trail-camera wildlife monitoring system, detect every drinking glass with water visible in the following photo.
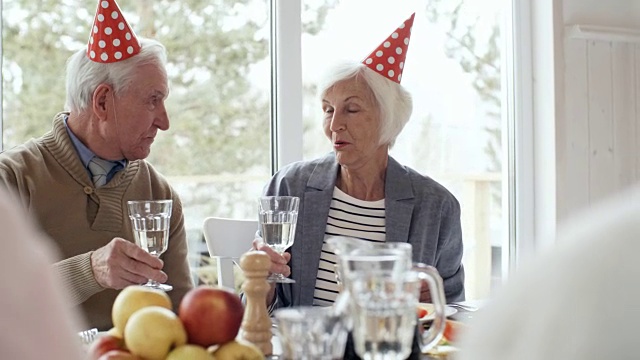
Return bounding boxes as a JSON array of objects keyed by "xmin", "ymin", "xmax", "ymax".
[
  {"xmin": 274, "ymin": 306, "xmax": 349, "ymax": 359},
  {"xmin": 258, "ymin": 196, "xmax": 299, "ymax": 283},
  {"xmin": 335, "ymin": 244, "xmax": 447, "ymax": 359},
  {"xmin": 127, "ymin": 199, "xmax": 173, "ymax": 291}
]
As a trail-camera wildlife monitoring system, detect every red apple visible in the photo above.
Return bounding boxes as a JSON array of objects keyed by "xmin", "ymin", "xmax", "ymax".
[
  {"xmin": 178, "ymin": 285, "xmax": 244, "ymax": 347},
  {"xmin": 87, "ymin": 335, "xmax": 125, "ymax": 360},
  {"xmin": 98, "ymin": 349, "xmax": 141, "ymax": 360}
]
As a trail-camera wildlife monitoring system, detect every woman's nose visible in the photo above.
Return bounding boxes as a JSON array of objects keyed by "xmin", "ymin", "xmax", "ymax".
[{"xmin": 330, "ymin": 113, "xmax": 346, "ymax": 132}]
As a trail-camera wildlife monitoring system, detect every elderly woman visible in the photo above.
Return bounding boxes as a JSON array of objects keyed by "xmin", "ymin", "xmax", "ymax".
[{"xmin": 255, "ymin": 14, "xmax": 464, "ymax": 311}]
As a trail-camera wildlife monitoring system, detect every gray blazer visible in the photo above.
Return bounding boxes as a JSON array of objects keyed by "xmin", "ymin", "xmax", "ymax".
[{"xmin": 264, "ymin": 152, "xmax": 465, "ymax": 309}]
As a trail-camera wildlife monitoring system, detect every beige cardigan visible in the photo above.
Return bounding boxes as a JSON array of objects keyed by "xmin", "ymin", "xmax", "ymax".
[{"xmin": 0, "ymin": 112, "xmax": 193, "ymax": 330}]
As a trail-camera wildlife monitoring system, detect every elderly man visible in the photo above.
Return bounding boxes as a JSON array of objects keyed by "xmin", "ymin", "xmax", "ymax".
[{"xmin": 0, "ymin": 0, "xmax": 193, "ymax": 330}]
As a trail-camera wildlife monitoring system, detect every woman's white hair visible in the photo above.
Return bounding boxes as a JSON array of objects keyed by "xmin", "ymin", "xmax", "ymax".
[
  {"xmin": 317, "ymin": 61, "xmax": 413, "ymax": 148},
  {"xmin": 64, "ymin": 37, "xmax": 168, "ymax": 112}
]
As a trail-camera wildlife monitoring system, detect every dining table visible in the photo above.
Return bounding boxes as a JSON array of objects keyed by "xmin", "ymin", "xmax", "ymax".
[
  {"xmin": 80, "ymin": 301, "xmax": 481, "ymax": 359},
  {"xmin": 420, "ymin": 301, "xmax": 479, "ymax": 360},
  {"xmin": 267, "ymin": 300, "xmax": 483, "ymax": 360}
]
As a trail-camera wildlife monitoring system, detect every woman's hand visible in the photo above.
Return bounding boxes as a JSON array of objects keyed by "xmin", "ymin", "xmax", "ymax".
[
  {"xmin": 419, "ymin": 280, "xmax": 432, "ymax": 303},
  {"xmin": 252, "ymin": 238, "xmax": 292, "ymax": 278},
  {"xmin": 252, "ymin": 238, "xmax": 291, "ymax": 306}
]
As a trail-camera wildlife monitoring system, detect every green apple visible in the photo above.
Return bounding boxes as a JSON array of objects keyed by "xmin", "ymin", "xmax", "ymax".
[
  {"xmin": 112, "ymin": 285, "xmax": 172, "ymax": 336},
  {"xmin": 124, "ymin": 306, "xmax": 187, "ymax": 360},
  {"xmin": 166, "ymin": 344, "xmax": 214, "ymax": 360},
  {"xmin": 213, "ymin": 340, "xmax": 264, "ymax": 360}
]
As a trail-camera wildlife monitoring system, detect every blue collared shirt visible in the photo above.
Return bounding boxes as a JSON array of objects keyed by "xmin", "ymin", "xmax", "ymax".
[{"xmin": 64, "ymin": 116, "xmax": 127, "ymax": 183}]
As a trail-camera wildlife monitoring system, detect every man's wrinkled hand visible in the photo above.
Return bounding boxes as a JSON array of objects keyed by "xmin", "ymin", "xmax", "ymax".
[{"xmin": 90, "ymin": 237, "xmax": 168, "ymax": 289}]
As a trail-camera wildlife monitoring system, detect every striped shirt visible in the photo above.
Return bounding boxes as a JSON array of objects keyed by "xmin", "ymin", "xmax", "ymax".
[{"xmin": 312, "ymin": 186, "xmax": 386, "ymax": 307}]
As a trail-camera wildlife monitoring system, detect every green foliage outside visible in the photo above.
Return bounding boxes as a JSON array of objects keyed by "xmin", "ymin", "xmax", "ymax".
[{"xmin": 2, "ymin": 0, "xmax": 270, "ymax": 175}]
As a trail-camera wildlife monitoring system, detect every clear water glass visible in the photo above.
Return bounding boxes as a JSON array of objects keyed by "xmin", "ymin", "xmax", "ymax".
[
  {"xmin": 127, "ymin": 199, "xmax": 173, "ymax": 291},
  {"xmin": 334, "ymin": 243, "xmax": 447, "ymax": 359},
  {"xmin": 274, "ymin": 306, "xmax": 348, "ymax": 360},
  {"xmin": 350, "ymin": 273, "xmax": 422, "ymax": 360},
  {"xmin": 258, "ymin": 196, "xmax": 299, "ymax": 283}
]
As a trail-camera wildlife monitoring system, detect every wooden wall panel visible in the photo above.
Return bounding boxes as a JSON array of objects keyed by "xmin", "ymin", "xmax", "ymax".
[
  {"xmin": 562, "ymin": 26, "xmax": 640, "ymax": 220},
  {"xmin": 562, "ymin": 39, "xmax": 590, "ymax": 219},
  {"xmin": 586, "ymin": 40, "xmax": 615, "ymax": 204},
  {"xmin": 612, "ymin": 42, "xmax": 637, "ymax": 191},
  {"xmin": 636, "ymin": 45, "xmax": 640, "ymax": 182}
]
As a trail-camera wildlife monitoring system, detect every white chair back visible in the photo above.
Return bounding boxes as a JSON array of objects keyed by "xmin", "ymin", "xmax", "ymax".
[{"xmin": 202, "ymin": 216, "xmax": 258, "ymax": 290}]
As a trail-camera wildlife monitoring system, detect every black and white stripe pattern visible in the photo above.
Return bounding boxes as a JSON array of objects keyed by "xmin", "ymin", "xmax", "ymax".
[{"xmin": 313, "ymin": 186, "xmax": 386, "ymax": 307}]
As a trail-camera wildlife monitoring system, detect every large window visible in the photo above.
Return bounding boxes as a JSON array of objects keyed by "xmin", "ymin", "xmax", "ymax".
[
  {"xmin": 2, "ymin": 0, "xmax": 515, "ymax": 299},
  {"xmin": 1, "ymin": 0, "xmax": 277, "ymax": 278},
  {"xmin": 1, "ymin": 0, "xmax": 274, "ymax": 220}
]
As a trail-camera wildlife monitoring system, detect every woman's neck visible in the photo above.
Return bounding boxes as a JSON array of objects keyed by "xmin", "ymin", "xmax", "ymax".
[{"xmin": 337, "ymin": 159, "xmax": 387, "ymax": 201}]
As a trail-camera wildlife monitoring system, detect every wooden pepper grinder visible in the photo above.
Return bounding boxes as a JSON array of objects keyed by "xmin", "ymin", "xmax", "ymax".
[{"xmin": 239, "ymin": 250, "xmax": 273, "ymax": 356}]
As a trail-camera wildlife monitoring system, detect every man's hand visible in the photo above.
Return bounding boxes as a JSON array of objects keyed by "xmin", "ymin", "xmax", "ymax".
[{"xmin": 90, "ymin": 237, "xmax": 168, "ymax": 289}]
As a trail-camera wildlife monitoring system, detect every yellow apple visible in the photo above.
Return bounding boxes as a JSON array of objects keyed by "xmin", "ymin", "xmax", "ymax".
[
  {"xmin": 166, "ymin": 344, "xmax": 214, "ymax": 360},
  {"xmin": 124, "ymin": 306, "xmax": 187, "ymax": 360},
  {"xmin": 112, "ymin": 285, "xmax": 172, "ymax": 335},
  {"xmin": 106, "ymin": 326, "xmax": 123, "ymax": 339},
  {"xmin": 213, "ymin": 340, "xmax": 263, "ymax": 360}
]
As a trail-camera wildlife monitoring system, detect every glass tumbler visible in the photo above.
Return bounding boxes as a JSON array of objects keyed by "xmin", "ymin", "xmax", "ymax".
[{"xmin": 274, "ymin": 306, "xmax": 349, "ymax": 360}]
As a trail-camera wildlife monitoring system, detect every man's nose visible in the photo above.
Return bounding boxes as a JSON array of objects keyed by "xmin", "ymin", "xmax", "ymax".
[{"xmin": 155, "ymin": 105, "xmax": 170, "ymax": 131}]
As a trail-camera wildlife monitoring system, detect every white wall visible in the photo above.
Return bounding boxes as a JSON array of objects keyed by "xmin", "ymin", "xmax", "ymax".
[
  {"xmin": 563, "ymin": 0, "xmax": 640, "ymax": 29},
  {"xmin": 553, "ymin": 0, "xmax": 640, "ymax": 226}
]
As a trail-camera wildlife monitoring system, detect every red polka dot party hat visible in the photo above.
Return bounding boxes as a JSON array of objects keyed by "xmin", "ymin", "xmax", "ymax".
[
  {"xmin": 362, "ymin": 13, "xmax": 415, "ymax": 84},
  {"xmin": 86, "ymin": 0, "xmax": 141, "ymax": 63}
]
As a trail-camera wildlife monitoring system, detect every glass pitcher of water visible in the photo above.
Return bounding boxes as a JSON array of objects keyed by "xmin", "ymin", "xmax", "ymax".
[{"xmin": 327, "ymin": 237, "xmax": 447, "ymax": 360}]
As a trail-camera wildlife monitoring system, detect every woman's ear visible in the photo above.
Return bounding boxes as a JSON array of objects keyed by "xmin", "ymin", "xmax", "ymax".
[{"xmin": 92, "ymin": 84, "xmax": 113, "ymax": 121}]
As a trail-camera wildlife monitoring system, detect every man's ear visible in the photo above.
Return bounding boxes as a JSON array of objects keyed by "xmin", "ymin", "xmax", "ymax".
[{"xmin": 92, "ymin": 84, "xmax": 113, "ymax": 121}]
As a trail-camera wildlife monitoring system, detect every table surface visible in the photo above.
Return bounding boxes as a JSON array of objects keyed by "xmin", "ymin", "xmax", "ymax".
[
  {"xmin": 421, "ymin": 300, "xmax": 484, "ymax": 359},
  {"xmin": 268, "ymin": 300, "xmax": 483, "ymax": 360}
]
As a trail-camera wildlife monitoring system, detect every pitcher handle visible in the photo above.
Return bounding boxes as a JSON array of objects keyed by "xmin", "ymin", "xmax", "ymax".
[{"xmin": 412, "ymin": 263, "xmax": 446, "ymax": 353}]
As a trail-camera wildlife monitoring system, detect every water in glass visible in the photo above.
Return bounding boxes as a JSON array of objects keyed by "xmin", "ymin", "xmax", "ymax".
[
  {"xmin": 334, "ymin": 243, "xmax": 447, "ymax": 359},
  {"xmin": 274, "ymin": 306, "xmax": 348, "ymax": 360},
  {"xmin": 127, "ymin": 199, "xmax": 173, "ymax": 291},
  {"xmin": 258, "ymin": 196, "xmax": 299, "ymax": 283},
  {"xmin": 260, "ymin": 220, "xmax": 295, "ymax": 254},
  {"xmin": 132, "ymin": 224, "xmax": 169, "ymax": 256},
  {"xmin": 352, "ymin": 293, "xmax": 417, "ymax": 360}
]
